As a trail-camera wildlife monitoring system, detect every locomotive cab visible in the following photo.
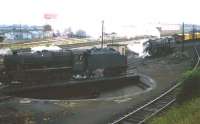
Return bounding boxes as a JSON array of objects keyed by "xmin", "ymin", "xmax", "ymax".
[{"xmin": 72, "ymin": 50, "xmax": 88, "ymax": 79}]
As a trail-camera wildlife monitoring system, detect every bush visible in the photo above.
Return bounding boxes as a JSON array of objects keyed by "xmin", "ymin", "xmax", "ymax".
[{"xmin": 177, "ymin": 68, "xmax": 200, "ymax": 104}]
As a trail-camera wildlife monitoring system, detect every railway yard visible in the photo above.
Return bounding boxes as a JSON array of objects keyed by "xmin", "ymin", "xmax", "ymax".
[{"xmin": 0, "ymin": 38, "xmax": 197, "ymax": 124}]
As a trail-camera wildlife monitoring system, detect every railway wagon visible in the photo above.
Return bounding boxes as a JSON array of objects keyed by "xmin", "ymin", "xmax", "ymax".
[{"xmin": 174, "ymin": 33, "xmax": 200, "ymax": 42}]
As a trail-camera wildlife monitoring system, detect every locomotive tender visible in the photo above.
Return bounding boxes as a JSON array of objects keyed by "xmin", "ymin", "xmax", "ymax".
[{"xmin": 1, "ymin": 45, "xmax": 127, "ymax": 83}]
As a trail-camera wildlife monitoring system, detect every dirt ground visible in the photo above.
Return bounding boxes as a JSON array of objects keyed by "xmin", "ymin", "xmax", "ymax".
[{"xmin": 0, "ymin": 48, "xmax": 192, "ymax": 124}]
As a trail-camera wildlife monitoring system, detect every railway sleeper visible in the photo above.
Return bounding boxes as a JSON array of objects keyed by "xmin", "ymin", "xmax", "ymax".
[
  {"xmin": 142, "ymin": 108, "xmax": 157, "ymax": 113},
  {"xmin": 124, "ymin": 118, "xmax": 142, "ymax": 124}
]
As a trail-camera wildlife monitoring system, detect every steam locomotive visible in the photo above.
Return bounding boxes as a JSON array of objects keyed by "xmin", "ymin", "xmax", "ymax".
[{"xmin": 0, "ymin": 45, "xmax": 127, "ymax": 83}]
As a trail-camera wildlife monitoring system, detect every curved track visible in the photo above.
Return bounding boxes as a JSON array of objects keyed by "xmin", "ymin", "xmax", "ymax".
[{"xmin": 110, "ymin": 82, "xmax": 179, "ymax": 124}]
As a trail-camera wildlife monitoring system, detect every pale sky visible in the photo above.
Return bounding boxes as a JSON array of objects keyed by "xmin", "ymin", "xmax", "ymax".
[{"xmin": 0, "ymin": 0, "xmax": 199, "ymax": 37}]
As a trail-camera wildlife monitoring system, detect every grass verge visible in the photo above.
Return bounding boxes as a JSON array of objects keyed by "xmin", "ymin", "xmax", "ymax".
[{"xmin": 150, "ymin": 97, "xmax": 200, "ymax": 124}]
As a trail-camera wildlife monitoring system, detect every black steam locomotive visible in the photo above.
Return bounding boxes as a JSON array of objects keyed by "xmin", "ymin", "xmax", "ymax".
[{"xmin": 1, "ymin": 46, "xmax": 127, "ymax": 83}]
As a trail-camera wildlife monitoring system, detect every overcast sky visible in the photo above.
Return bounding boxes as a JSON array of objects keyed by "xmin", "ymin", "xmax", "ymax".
[{"xmin": 0, "ymin": 0, "xmax": 199, "ymax": 37}]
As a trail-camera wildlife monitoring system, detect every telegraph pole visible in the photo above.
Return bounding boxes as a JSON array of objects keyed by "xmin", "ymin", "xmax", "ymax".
[
  {"xmin": 101, "ymin": 20, "xmax": 104, "ymax": 48},
  {"xmin": 192, "ymin": 24, "xmax": 195, "ymax": 40},
  {"xmin": 182, "ymin": 22, "xmax": 185, "ymax": 52}
]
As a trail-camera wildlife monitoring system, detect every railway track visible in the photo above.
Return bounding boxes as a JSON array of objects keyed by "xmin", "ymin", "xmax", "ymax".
[
  {"xmin": 0, "ymin": 39, "xmax": 98, "ymax": 51},
  {"xmin": 0, "ymin": 37, "xmax": 130, "ymax": 50},
  {"xmin": 110, "ymin": 82, "xmax": 179, "ymax": 124}
]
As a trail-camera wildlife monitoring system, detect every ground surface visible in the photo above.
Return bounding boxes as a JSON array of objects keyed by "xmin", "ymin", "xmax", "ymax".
[{"xmin": 0, "ymin": 47, "xmax": 192, "ymax": 124}]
